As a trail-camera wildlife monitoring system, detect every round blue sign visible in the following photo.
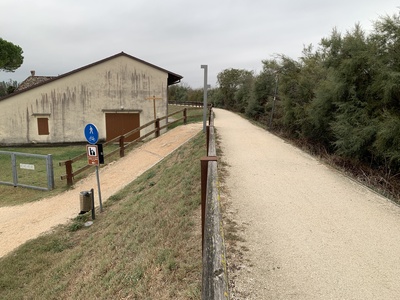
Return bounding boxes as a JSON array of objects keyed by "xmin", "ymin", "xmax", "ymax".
[{"xmin": 84, "ymin": 123, "xmax": 99, "ymax": 144}]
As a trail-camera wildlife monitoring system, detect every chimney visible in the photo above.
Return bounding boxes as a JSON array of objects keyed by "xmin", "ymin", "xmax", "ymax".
[{"xmin": 30, "ymin": 70, "xmax": 35, "ymax": 76}]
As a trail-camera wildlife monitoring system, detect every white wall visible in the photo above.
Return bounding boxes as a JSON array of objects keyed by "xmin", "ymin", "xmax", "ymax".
[{"xmin": 0, "ymin": 55, "xmax": 169, "ymax": 145}]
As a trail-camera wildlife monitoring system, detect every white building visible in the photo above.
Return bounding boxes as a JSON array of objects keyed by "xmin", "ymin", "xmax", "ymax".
[{"xmin": 0, "ymin": 52, "xmax": 182, "ymax": 145}]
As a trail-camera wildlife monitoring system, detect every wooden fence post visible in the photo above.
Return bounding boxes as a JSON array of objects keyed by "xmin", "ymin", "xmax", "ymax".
[
  {"xmin": 206, "ymin": 125, "xmax": 210, "ymax": 156},
  {"xmin": 200, "ymin": 156, "xmax": 217, "ymax": 252},
  {"xmin": 119, "ymin": 135, "xmax": 125, "ymax": 157},
  {"xmin": 155, "ymin": 118, "xmax": 160, "ymax": 137},
  {"xmin": 183, "ymin": 108, "xmax": 187, "ymax": 124},
  {"xmin": 65, "ymin": 160, "xmax": 73, "ymax": 186}
]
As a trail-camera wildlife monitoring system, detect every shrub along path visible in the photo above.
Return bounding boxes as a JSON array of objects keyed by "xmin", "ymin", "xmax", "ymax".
[
  {"xmin": 0, "ymin": 123, "xmax": 202, "ymax": 258},
  {"xmin": 215, "ymin": 108, "xmax": 400, "ymax": 299}
]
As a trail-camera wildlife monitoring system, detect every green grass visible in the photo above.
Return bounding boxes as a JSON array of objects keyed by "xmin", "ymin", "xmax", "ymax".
[
  {"xmin": 168, "ymin": 105, "xmax": 205, "ymax": 129},
  {"xmin": 0, "ymin": 145, "xmax": 84, "ymax": 206},
  {"xmin": 0, "ymin": 131, "xmax": 205, "ymax": 299},
  {"xmin": 0, "ymin": 105, "xmax": 202, "ymax": 207},
  {"xmin": 0, "ymin": 144, "xmax": 119, "ymax": 207}
]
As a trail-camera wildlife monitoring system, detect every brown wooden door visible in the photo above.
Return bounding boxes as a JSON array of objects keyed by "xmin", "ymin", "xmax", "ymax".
[{"xmin": 105, "ymin": 113, "xmax": 140, "ymax": 142}]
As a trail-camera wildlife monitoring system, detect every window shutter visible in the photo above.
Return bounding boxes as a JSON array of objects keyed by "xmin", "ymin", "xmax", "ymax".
[{"xmin": 37, "ymin": 118, "xmax": 49, "ymax": 135}]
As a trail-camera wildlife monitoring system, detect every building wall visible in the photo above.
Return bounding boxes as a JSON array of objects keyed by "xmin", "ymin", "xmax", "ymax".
[{"xmin": 0, "ymin": 55, "xmax": 169, "ymax": 145}]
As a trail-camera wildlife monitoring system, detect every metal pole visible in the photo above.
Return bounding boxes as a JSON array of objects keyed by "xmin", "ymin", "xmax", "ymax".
[
  {"xmin": 269, "ymin": 73, "xmax": 279, "ymax": 128},
  {"xmin": 91, "ymin": 188, "xmax": 95, "ymax": 220},
  {"xmin": 46, "ymin": 154, "xmax": 55, "ymax": 190},
  {"xmin": 95, "ymin": 166, "xmax": 103, "ymax": 212},
  {"xmin": 11, "ymin": 153, "xmax": 17, "ymax": 187},
  {"xmin": 201, "ymin": 65, "xmax": 208, "ymax": 133}
]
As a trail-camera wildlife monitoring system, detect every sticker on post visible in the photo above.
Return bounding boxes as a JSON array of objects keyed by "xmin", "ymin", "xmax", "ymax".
[{"xmin": 20, "ymin": 163, "xmax": 35, "ymax": 170}]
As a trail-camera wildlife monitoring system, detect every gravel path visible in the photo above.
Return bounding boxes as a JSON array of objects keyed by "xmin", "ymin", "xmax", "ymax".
[
  {"xmin": 214, "ymin": 109, "xmax": 400, "ymax": 300},
  {"xmin": 0, "ymin": 123, "xmax": 202, "ymax": 258}
]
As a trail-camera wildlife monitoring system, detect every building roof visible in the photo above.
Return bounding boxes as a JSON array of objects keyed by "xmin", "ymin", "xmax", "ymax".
[
  {"xmin": 1, "ymin": 52, "xmax": 183, "ymax": 100},
  {"xmin": 15, "ymin": 72, "xmax": 56, "ymax": 92}
]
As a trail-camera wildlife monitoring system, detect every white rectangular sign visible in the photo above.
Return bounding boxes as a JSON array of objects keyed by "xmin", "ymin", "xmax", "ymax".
[{"xmin": 20, "ymin": 163, "xmax": 35, "ymax": 170}]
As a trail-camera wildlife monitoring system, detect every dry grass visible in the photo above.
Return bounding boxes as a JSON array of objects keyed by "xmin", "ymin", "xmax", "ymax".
[{"xmin": 0, "ymin": 132, "xmax": 205, "ymax": 299}]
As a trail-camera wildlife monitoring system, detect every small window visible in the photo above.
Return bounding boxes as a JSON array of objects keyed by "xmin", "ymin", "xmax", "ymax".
[{"xmin": 37, "ymin": 118, "xmax": 49, "ymax": 135}]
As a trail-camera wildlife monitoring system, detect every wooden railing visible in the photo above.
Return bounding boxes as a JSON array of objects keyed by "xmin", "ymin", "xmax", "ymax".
[
  {"xmin": 201, "ymin": 108, "xmax": 230, "ymax": 299},
  {"xmin": 59, "ymin": 107, "xmax": 201, "ymax": 186},
  {"xmin": 168, "ymin": 100, "xmax": 205, "ymax": 107}
]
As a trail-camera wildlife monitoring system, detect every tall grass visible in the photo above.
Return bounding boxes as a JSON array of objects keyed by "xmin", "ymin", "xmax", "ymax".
[{"xmin": 0, "ymin": 131, "xmax": 205, "ymax": 299}]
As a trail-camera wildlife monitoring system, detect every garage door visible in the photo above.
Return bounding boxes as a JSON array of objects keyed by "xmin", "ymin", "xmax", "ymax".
[{"xmin": 105, "ymin": 113, "xmax": 140, "ymax": 142}]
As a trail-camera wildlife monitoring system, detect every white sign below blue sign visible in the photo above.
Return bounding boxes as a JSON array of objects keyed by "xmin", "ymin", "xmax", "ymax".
[{"xmin": 84, "ymin": 123, "xmax": 99, "ymax": 144}]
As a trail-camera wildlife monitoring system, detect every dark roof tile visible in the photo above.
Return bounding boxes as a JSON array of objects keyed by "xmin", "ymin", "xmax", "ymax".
[{"xmin": 16, "ymin": 75, "xmax": 56, "ymax": 92}]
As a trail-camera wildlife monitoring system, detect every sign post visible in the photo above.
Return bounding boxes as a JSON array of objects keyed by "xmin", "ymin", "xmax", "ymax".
[
  {"xmin": 84, "ymin": 123, "xmax": 103, "ymax": 212},
  {"xmin": 146, "ymin": 95, "xmax": 163, "ymax": 120},
  {"xmin": 201, "ymin": 65, "xmax": 208, "ymax": 133}
]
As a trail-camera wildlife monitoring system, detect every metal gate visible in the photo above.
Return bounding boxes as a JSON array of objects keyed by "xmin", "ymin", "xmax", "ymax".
[{"xmin": 0, "ymin": 151, "xmax": 54, "ymax": 191}]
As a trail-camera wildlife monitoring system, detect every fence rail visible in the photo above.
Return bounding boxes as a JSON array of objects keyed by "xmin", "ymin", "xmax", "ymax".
[
  {"xmin": 59, "ymin": 107, "xmax": 204, "ymax": 186},
  {"xmin": 168, "ymin": 100, "xmax": 205, "ymax": 107},
  {"xmin": 201, "ymin": 109, "xmax": 230, "ymax": 299}
]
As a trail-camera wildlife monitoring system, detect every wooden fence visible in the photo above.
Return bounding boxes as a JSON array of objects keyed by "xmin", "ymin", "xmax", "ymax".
[
  {"xmin": 168, "ymin": 100, "xmax": 205, "ymax": 107},
  {"xmin": 201, "ymin": 109, "xmax": 230, "ymax": 299},
  {"xmin": 59, "ymin": 107, "xmax": 202, "ymax": 186}
]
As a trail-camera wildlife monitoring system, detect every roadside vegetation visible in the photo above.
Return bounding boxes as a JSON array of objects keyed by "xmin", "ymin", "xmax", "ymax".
[
  {"xmin": 167, "ymin": 104, "xmax": 205, "ymax": 130},
  {"xmin": 171, "ymin": 11, "xmax": 400, "ymax": 204},
  {"xmin": 0, "ymin": 130, "xmax": 205, "ymax": 299}
]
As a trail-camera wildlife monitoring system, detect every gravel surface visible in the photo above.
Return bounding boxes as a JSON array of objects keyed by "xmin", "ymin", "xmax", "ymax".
[
  {"xmin": 0, "ymin": 123, "xmax": 202, "ymax": 258},
  {"xmin": 214, "ymin": 109, "xmax": 400, "ymax": 300}
]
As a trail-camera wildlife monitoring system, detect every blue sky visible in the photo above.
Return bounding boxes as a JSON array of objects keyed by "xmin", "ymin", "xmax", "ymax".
[{"xmin": 1, "ymin": 0, "xmax": 399, "ymax": 88}]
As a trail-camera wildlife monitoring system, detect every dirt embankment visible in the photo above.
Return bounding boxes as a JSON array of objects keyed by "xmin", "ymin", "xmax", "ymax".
[{"xmin": 0, "ymin": 123, "xmax": 202, "ymax": 258}]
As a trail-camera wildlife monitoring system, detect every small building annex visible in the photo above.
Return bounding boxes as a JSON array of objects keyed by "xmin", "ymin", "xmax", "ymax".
[{"xmin": 0, "ymin": 52, "xmax": 182, "ymax": 145}]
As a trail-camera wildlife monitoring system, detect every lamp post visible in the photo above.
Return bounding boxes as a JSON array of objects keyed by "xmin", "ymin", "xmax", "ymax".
[{"xmin": 201, "ymin": 65, "xmax": 208, "ymax": 133}]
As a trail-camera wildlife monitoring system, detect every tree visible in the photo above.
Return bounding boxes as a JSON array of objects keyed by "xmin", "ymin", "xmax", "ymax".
[
  {"xmin": 187, "ymin": 88, "xmax": 203, "ymax": 103},
  {"xmin": 373, "ymin": 111, "xmax": 400, "ymax": 172},
  {"xmin": 369, "ymin": 13, "xmax": 400, "ymax": 111},
  {"xmin": 368, "ymin": 12, "xmax": 400, "ymax": 172},
  {"xmin": 167, "ymin": 83, "xmax": 203, "ymax": 103},
  {"xmin": 331, "ymin": 100, "xmax": 377, "ymax": 159},
  {"xmin": 168, "ymin": 83, "xmax": 190, "ymax": 102},
  {"xmin": 0, "ymin": 80, "xmax": 18, "ymax": 97},
  {"xmin": 234, "ymin": 71, "xmax": 254, "ymax": 113},
  {"xmin": 325, "ymin": 25, "xmax": 379, "ymax": 160},
  {"xmin": 0, "ymin": 38, "xmax": 24, "ymax": 72},
  {"xmin": 217, "ymin": 68, "xmax": 254, "ymax": 111},
  {"xmin": 246, "ymin": 59, "xmax": 279, "ymax": 121},
  {"xmin": 209, "ymin": 87, "xmax": 224, "ymax": 107}
]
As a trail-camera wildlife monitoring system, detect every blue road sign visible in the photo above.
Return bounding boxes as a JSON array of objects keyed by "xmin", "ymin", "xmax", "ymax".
[{"xmin": 84, "ymin": 123, "xmax": 99, "ymax": 144}]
